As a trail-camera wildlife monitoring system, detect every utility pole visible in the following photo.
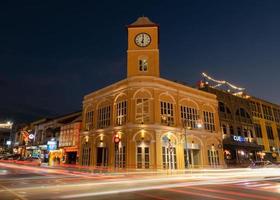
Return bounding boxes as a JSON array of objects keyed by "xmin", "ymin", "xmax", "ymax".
[{"xmin": 182, "ymin": 119, "xmax": 189, "ymax": 169}]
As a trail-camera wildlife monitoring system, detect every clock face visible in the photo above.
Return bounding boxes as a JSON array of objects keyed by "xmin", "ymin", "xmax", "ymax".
[{"xmin": 135, "ymin": 33, "xmax": 151, "ymax": 47}]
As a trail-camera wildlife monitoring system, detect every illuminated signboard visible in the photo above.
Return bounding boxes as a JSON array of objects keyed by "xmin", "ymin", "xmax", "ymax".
[
  {"xmin": 47, "ymin": 141, "xmax": 57, "ymax": 151},
  {"xmin": 28, "ymin": 134, "xmax": 35, "ymax": 140},
  {"xmin": 233, "ymin": 135, "xmax": 245, "ymax": 142},
  {"xmin": 0, "ymin": 121, "xmax": 13, "ymax": 129}
]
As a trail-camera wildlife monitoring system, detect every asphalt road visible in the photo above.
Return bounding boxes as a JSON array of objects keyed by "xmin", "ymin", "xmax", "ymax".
[{"xmin": 0, "ymin": 162, "xmax": 279, "ymax": 200}]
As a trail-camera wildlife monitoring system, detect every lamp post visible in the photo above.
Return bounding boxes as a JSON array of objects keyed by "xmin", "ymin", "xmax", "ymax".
[{"xmin": 182, "ymin": 119, "xmax": 189, "ymax": 169}]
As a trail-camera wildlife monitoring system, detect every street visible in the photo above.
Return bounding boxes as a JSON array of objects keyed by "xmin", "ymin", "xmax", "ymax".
[{"xmin": 0, "ymin": 162, "xmax": 279, "ymax": 200}]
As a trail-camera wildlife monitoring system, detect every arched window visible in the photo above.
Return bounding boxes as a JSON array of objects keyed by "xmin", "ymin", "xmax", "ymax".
[
  {"xmin": 139, "ymin": 59, "xmax": 148, "ymax": 72},
  {"xmin": 97, "ymin": 101, "xmax": 111, "ymax": 129},
  {"xmin": 134, "ymin": 90, "xmax": 151, "ymax": 124},
  {"xmin": 115, "ymin": 95, "xmax": 127, "ymax": 126},
  {"xmin": 180, "ymin": 100, "xmax": 199, "ymax": 129},
  {"xmin": 85, "ymin": 107, "xmax": 94, "ymax": 131},
  {"xmin": 202, "ymin": 105, "xmax": 215, "ymax": 132},
  {"xmin": 161, "ymin": 101, "xmax": 174, "ymax": 125},
  {"xmin": 81, "ymin": 138, "xmax": 91, "ymax": 166},
  {"xmin": 162, "ymin": 134, "xmax": 177, "ymax": 169}
]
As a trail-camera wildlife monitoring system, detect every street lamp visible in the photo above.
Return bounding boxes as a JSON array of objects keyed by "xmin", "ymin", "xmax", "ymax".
[{"xmin": 182, "ymin": 119, "xmax": 190, "ymax": 169}]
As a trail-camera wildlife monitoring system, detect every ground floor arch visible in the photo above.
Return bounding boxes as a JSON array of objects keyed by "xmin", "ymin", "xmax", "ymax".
[{"xmin": 79, "ymin": 129, "xmax": 224, "ymax": 169}]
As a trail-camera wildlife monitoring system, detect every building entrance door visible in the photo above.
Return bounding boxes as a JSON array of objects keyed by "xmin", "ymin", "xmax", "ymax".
[
  {"xmin": 162, "ymin": 146, "xmax": 177, "ymax": 169},
  {"xmin": 188, "ymin": 149, "xmax": 200, "ymax": 168},
  {"xmin": 136, "ymin": 146, "xmax": 150, "ymax": 169},
  {"xmin": 96, "ymin": 147, "xmax": 108, "ymax": 167}
]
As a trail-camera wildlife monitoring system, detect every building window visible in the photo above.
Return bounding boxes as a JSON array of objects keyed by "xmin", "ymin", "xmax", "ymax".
[
  {"xmin": 277, "ymin": 127, "xmax": 280, "ymax": 142},
  {"xmin": 85, "ymin": 111, "xmax": 94, "ymax": 130},
  {"xmin": 116, "ymin": 101, "xmax": 127, "ymax": 126},
  {"xmin": 203, "ymin": 111, "xmax": 215, "ymax": 132},
  {"xmin": 222, "ymin": 124, "xmax": 227, "ymax": 135},
  {"xmin": 137, "ymin": 146, "xmax": 150, "ymax": 169},
  {"xmin": 230, "ymin": 126, "xmax": 234, "ymax": 135},
  {"xmin": 81, "ymin": 144, "xmax": 91, "ymax": 166},
  {"xmin": 139, "ymin": 59, "xmax": 148, "ymax": 71},
  {"xmin": 162, "ymin": 146, "xmax": 177, "ymax": 169},
  {"xmin": 237, "ymin": 127, "xmax": 242, "ymax": 136},
  {"xmin": 254, "ymin": 123, "xmax": 263, "ymax": 138},
  {"xmin": 115, "ymin": 144, "xmax": 126, "ymax": 168},
  {"xmin": 136, "ymin": 98, "xmax": 150, "ymax": 123},
  {"xmin": 180, "ymin": 106, "xmax": 199, "ymax": 129},
  {"xmin": 208, "ymin": 149, "xmax": 220, "ymax": 167},
  {"xmin": 161, "ymin": 101, "xmax": 174, "ymax": 125},
  {"xmin": 97, "ymin": 105, "xmax": 111, "ymax": 129},
  {"xmin": 219, "ymin": 102, "xmax": 225, "ymax": 113},
  {"xmin": 273, "ymin": 108, "xmax": 280, "ymax": 123},
  {"xmin": 266, "ymin": 125, "xmax": 274, "ymax": 140},
  {"xmin": 250, "ymin": 101, "xmax": 263, "ymax": 118},
  {"xmin": 262, "ymin": 105, "xmax": 274, "ymax": 121}
]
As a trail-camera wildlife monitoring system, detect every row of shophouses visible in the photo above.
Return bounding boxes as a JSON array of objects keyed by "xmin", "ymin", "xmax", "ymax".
[
  {"xmin": 13, "ymin": 81, "xmax": 280, "ymax": 169},
  {"xmin": 13, "ymin": 16, "xmax": 280, "ymax": 169}
]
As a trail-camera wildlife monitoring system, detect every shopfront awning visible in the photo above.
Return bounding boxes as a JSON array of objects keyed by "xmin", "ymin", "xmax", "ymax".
[{"xmin": 223, "ymin": 137, "xmax": 263, "ymax": 151}]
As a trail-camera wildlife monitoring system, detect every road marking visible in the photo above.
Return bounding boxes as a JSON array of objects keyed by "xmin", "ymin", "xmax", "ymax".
[
  {"xmin": 0, "ymin": 184, "xmax": 28, "ymax": 200},
  {"xmin": 246, "ymin": 183, "xmax": 271, "ymax": 187},
  {"xmin": 187, "ymin": 186, "xmax": 277, "ymax": 200},
  {"xmin": 163, "ymin": 188, "xmax": 234, "ymax": 200}
]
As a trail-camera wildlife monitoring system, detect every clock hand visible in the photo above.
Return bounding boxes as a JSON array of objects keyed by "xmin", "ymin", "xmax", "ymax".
[{"xmin": 142, "ymin": 34, "xmax": 144, "ymax": 44}]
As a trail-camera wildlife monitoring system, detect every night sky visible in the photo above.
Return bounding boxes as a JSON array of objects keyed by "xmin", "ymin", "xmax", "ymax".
[{"xmin": 1, "ymin": 0, "xmax": 280, "ymax": 123}]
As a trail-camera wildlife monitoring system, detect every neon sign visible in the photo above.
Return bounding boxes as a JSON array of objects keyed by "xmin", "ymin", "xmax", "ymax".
[{"xmin": 233, "ymin": 135, "xmax": 245, "ymax": 142}]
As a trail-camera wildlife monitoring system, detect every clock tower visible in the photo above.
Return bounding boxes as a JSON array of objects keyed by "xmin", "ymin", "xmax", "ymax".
[{"xmin": 127, "ymin": 17, "xmax": 160, "ymax": 77}]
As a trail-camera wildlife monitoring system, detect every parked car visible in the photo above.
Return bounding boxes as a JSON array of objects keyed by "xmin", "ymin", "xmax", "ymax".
[{"xmin": 250, "ymin": 160, "xmax": 279, "ymax": 168}]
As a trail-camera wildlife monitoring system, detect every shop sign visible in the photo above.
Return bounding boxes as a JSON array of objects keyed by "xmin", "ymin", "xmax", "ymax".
[
  {"xmin": 39, "ymin": 145, "xmax": 47, "ymax": 150},
  {"xmin": 28, "ymin": 134, "xmax": 35, "ymax": 140},
  {"xmin": 26, "ymin": 146, "xmax": 38, "ymax": 150},
  {"xmin": 233, "ymin": 135, "xmax": 245, "ymax": 142},
  {"xmin": 47, "ymin": 141, "xmax": 57, "ymax": 151}
]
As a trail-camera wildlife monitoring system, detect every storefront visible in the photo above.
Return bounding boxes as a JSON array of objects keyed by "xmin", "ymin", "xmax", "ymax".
[
  {"xmin": 38, "ymin": 145, "xmax": 48, "ymax": 163},
  {"xmin": 223, "ymin": 135, "xmax": 263, "ymax": 167},
  {"xmin": 47, "ymin": 140, "xmax": 62, "ymax": 166},
  {"xmin": 26, "ymin": 146, "xmax": 40, "ymax": 157},
  {"xmin": 62, "ymin": 147, "xmax": 78, "ymax": 164}
]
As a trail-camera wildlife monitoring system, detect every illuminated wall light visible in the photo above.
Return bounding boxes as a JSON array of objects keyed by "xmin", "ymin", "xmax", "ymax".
[
  {"xmin": 167, "ymin": 131, "xmax": 172, "ymax": 139},
  {"xmin": 85, "ymin": 136, "xmax": 89, "ymax": 142},
  {"xmin": 100, "ymin": 133, "xmax": 104, "ymax": 141},
  {"xmin": 141, "ymin": 129, "xmax": 145, "ymax": 139},
  {"xmin": 117, "ymin": 131, "xmax": 122, "ymax": 139}
]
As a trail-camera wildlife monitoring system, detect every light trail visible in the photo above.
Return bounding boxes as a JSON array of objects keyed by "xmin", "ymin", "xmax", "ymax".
[
  {"xmin": 58, "ymin": 176, "xmax": 280, "ymax": 199},
  {"xmin": 1, "ymin": 161, "xmax": 280, "ymax": 199}
]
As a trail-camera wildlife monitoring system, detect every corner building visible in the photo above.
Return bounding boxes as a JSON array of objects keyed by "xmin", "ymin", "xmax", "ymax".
[{"xmin": 79, "ymin": 17, "xmax": 224, "ymax": 169}]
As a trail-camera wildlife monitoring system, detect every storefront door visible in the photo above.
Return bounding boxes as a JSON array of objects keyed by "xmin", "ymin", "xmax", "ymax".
[
  {"xmin": 96, "ymin": 147, "xmax": 108, "ymax": 167},
  {"xmin": 186, "ymin": 149, "xmax": 200, "ymax": 168},
  {"xmin": 162, "ymin": 146, "xmax": 177, "ymax": 170},
  {"xmin": 137, "ymin": 146, "xmax": 150, "ymax": 169}
]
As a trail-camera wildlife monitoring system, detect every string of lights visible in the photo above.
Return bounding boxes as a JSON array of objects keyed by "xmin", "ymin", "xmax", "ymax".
[{"xmin": 202, "ymin": 72, "xmax": 245, "ymax": 91}]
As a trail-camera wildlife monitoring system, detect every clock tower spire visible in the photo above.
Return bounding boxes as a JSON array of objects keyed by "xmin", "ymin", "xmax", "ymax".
[{"xmin": 127, "ymin": 17, "xmax": 160, "ymax": 77}]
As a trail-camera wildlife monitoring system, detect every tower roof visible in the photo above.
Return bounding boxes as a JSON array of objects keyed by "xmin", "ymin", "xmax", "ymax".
[{"xmin": 128, "ymin": 16, "xmax": 159, "ymax": 27}]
